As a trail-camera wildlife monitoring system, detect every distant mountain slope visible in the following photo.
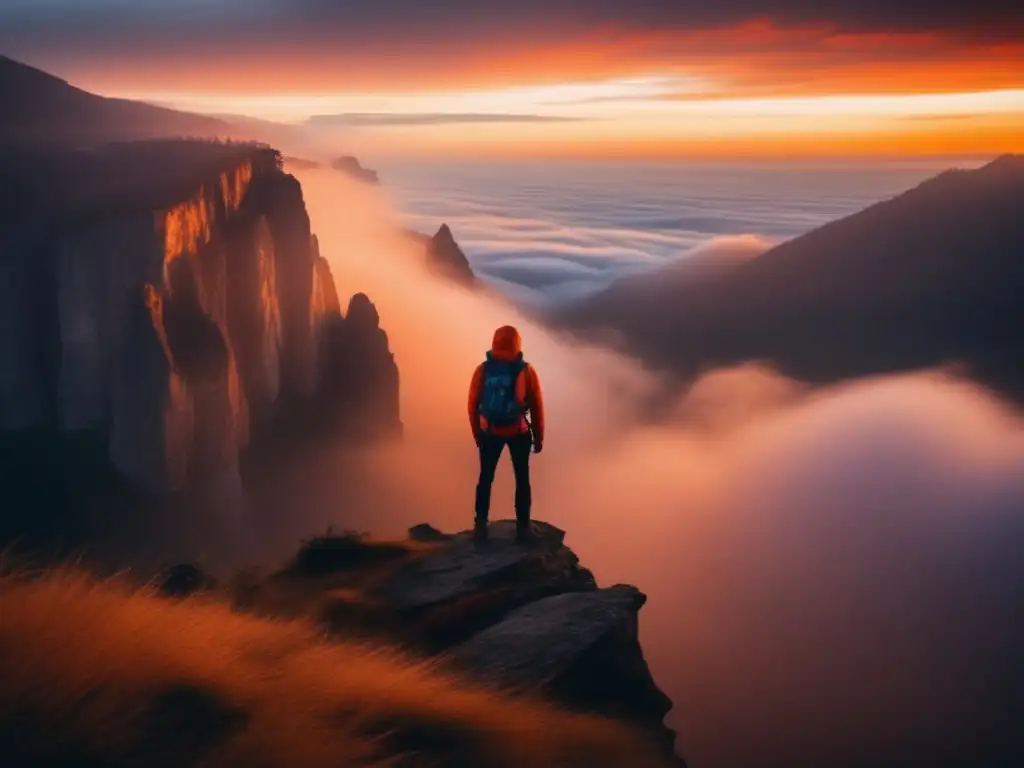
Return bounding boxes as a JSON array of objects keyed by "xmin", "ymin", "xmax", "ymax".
[
  {"xmin": 0, "ymin": 55, "xmax": 237, "ymax": 146},
  {"xmin": 568, "ymin": 237, "xmax": 765, "ymax": 328},
  {"xmin": 0, "ymin": 55, "xmax": 321, "ymax": 151},
  {"xmin": 555, "ymin": 155, "xmax": 1024, "ymax": 400}
]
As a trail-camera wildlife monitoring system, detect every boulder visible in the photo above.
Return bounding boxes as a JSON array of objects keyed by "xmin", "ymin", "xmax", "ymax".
[
  {"xmin": 407, "ymin": 523, "xmax": 452, "ymax": 542},
  {"xmin": 449, "ymin": 585, "xmax": 682, "ymax": 763}
]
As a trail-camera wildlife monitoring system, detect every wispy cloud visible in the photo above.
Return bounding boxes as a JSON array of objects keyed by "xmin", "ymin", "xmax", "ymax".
[
  {"xmin": 901, "ymin": 112, "xmax": 998, "ymax": 121},
  {"xmin": 306, "ymin": 112, "xmax": 589, "ymax": 126}
]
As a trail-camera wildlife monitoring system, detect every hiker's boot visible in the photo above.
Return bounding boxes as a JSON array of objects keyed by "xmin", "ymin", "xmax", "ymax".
[
  {"xmin": 473, "ymin": 519, "xmax": 489, "ymax": 546},
  {"xmin": 514, "ymin": 520, "xmax": 533, "ymax": 546}
]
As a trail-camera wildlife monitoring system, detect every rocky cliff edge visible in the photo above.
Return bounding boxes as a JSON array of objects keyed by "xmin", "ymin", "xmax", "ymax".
[{"xmin": 211, "ymin": 519, "xmax": 685, "ymax": 765}]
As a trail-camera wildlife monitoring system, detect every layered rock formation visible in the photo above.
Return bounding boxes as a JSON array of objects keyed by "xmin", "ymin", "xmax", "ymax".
[
  {"xmin": 0, "ymin": 140, "xmax": 400, "ymax": 559},
  {"xmin": 233, "ymin": 520, "xmax": 685, "ymax": 765}
]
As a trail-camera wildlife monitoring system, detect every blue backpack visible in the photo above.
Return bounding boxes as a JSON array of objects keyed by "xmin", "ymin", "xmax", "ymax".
[{"xmin": 478, "ymin": 354, "xmax": 526, "ymax": 430}]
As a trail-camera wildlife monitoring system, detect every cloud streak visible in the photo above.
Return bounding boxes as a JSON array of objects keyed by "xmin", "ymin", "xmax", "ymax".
[{"xmin": 307, "ymin": 112, "xmax": 588, "ymax": 126}]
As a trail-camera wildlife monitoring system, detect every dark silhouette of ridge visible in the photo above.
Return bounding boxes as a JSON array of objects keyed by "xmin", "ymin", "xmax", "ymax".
[
  {"xmin": 555, "ymin": 155, "xmax": 1024, "ymax": 403},
  {"xmin": 0, "ymin": 55, "xmax": 306, "ymax": 149},
  {"xmin": 0, "ymin": 55, "xmax": 234, "ymax": 146}
]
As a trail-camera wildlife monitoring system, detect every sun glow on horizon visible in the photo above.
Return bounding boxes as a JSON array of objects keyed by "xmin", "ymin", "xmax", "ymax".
[
  {"xmin": 114, "ymin": 75, "xmax": 1024, "ymax": 159},
  {"xmin": 118, "ymin": 75, "xmax": 712, "ymax": 122},
  {"xmin": 12, "ymin": 10, "xmax": 1017, "ymax": 159}
]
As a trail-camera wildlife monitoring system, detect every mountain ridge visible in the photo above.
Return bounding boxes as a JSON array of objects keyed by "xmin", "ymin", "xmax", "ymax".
[
  {"xmin": 0, "ymin": 55, "xmax": 310, "ymax": 149},
  {"xmin": 554, "ymin": 154, "xmax": 1024, "ymax": 402}
]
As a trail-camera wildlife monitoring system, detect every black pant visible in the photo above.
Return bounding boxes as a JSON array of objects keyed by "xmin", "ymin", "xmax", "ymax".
[{"xmin": 475, "ymin": 432, "xmax": 532, "ymax": 526}]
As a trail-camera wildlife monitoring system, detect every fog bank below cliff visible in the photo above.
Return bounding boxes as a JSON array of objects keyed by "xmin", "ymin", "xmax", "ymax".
[{"xmin": 291, "ymin": 168, "xmax": 1024, "ymax": 767}]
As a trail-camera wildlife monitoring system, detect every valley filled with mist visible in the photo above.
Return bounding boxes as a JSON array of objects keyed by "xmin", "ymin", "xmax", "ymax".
[{"xmin": 263, "ymin": 166, "xmax": 1024, "ymax": 767}]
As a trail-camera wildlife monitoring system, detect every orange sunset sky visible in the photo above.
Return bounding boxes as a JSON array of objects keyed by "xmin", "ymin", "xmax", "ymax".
[{"xmin": 1, "ymin": 2, "xmax": 1022, "ymax": 158}]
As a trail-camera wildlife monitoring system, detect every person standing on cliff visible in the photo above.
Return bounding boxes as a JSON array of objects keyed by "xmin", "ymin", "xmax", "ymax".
[{"xmin": 468, "ymin": 326, "xmax": 545, "ymax": 545}]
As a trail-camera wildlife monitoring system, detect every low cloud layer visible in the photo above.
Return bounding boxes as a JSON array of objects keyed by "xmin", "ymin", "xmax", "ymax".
[
  {"xmin": 378, "ymin": 158, "xmax": 961, "ymax": 307},
  {"xmin": 277, "ymin": 168, "xmax": 1024, "ymax": 768}
]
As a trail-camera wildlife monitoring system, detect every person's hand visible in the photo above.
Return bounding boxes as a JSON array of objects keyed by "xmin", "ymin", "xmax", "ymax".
[
  {"xmin": 533, "ymin": 440, "xmax": 543, "ymax": 454},
  {"xmin": 474, "ymin": 431, "xmax": 483, "ymax": 448}
]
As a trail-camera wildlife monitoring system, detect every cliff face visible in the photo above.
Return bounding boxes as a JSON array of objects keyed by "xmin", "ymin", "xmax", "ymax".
[{"xmin": 0, "ymin": 140, "xmax": 401, "ymax": 558}]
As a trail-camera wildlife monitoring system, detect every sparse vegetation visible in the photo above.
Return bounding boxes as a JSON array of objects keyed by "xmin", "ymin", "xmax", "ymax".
[
  {"xmin": 0, "ymin": 568, "xmax": 668, "ymax": 766},
  {"xmin": 0, "ymin": 137, "xmax": 283, "ymax": 228}
]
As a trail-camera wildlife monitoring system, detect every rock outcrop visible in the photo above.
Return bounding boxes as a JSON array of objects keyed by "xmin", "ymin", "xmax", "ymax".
[
  {"xmin": 331, "ymin": 155, "xmax": 380, "ymax": 184},
  {"xmin": 406, "ymin": 224, "xmax": 477, "ymax": 286},
  {"xmin": 316, "ymin": 292, "xmax": 402, "ymax": 438},
  {"xmin": 426, "ymin": 223, "xmax": 477, "ymax": 286},
  {"xmin": 0, "ymin": 140, "xmax": 401, "ymax": 559},
  {"xmin": 451, "ymin": 584, "xmax": 678, "ymax": 757},
  {"xmin": 241, "ymin": 520, "xmax": 684, "ymax": 765}
]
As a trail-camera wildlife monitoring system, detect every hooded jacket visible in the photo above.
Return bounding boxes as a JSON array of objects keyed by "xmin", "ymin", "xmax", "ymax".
[{"xmin": 468, "ymin": 325, "xmax": 545, "ymax": 442}]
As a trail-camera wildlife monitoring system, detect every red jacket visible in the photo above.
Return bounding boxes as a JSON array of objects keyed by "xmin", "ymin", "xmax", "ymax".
[{"xmin": 468, "ymin": 325, "xmax": 545, "ymax": 442}]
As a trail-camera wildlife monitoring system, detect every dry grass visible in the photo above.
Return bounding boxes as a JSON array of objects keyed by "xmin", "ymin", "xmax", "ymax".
[{"xmin": 0, "ymin": 569, "xmax": 668, "ymax": 767}]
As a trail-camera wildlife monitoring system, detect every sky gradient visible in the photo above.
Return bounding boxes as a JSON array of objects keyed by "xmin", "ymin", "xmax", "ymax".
[{"xmin": 2, "ymin": 1, "xmax": 1022, "ymax": 157}]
